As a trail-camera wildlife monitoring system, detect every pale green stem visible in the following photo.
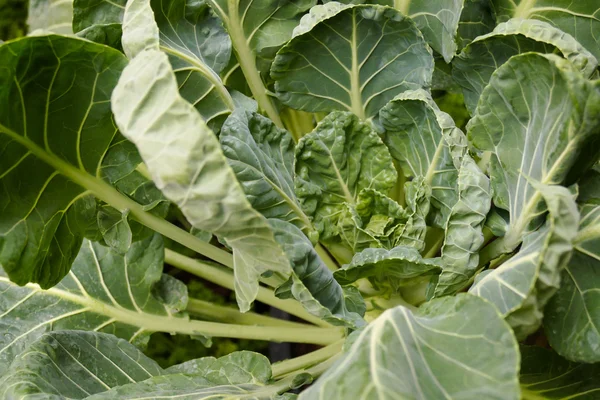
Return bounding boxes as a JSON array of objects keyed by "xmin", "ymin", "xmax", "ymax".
[
  {"xmin": 225, "ymin": 0, "xmax": 283, "ymax": 127},
  {"xmin": 272, "ymin": 338, "xmax": 345, "ymax": 378},
  {"xmin": 423, "ymin": 227, "xmax": 445, "ymax": 259},
  {"xmin": 350, "ymin": 10, "xmax": 366, "ymax": 120},
  {"xmin": 186, "ymin": 298, "xmax": 312, "ymax": 329},
  {"xmin": 393, "ymin": 0, "xmax": 410, "ymax": 14},
  {"xmin": 513, "ymin": 0, "xmax": 535, "ymax": 18},
  {"xmin": 316, "ymin": 243, "xmax": 339, "ymax": 271},
  {"xmin": 270, "ymin": 355, "xmax": 341, "ymax": 395},
  {"xmin": 165, "ymin": 249, "xmax": 333, "ymax": 328},
  {"xmin": 281, "ymin": 108, "xmax": 315, "ymax": 141}
]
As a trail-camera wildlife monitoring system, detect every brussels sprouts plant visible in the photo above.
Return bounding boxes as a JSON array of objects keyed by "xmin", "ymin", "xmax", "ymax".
[{"xmin": 1, "ymin": 0, "xmax": 599, "ymax": 398}]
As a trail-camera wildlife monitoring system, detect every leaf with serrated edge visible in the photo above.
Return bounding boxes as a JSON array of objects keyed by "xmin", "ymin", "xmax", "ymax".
[
  {"xmin": 271, "ymin": 4, "xmax": 433, "ymax": 120},
  {"xmin": 111, "ymin": 49, "xmax": 290, "ymax": 312},
  {"xmin": 454, "ymin": 18, "xmax": 598, "ymax": 113},
  {"xmin": 0, "ymin": 331, "xmax": 163, "ymax": 399},
  {"xmin": 0, "ymin": 234, "xmax": 187, "ymax": 377},
  {"xmin": 299, "ymin": 294, "xmax": 520, "ymax": 400},
  {"xmin": 467, "ymin": 53, "xmax": 600, "ymax": 252}
]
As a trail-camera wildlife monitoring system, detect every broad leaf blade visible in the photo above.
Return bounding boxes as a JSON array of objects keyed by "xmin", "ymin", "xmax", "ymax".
[
  {"xmin": 270, "ymin": 219, "xmax": 363, "ymax": 327},
  {"xmin": 0, "ymin": 35, "xmax": 127, "ymax": 288},
  {"xmin": 73, "ymin": 0, "xmax": 125, "ymax": 47},
  {"xmin": 435, "ymin": 153, "xmax": 491, "ymax": 296},
  {"xmin": 457, "ymin": 0, "xmax": 495, "ymax": 49},
  {"xmin": 299, "ymin": 294, "xmax": 520, "ymax": 400},
  {"xmin": 271, "ymin": 4, "xmax": 434, "ymax": 119},
  {"xmin": 467, "ymin": 53, "xmax": 600, "ymax": 250},
  {"xmin": 494, "ymin": 0, "xmax": 600, "ymax": 60},
  {"xmin": 111, "ymin": 49, "xmax": 291, "ymax": 312},
  {"xmin": 0, "ymin": 235, "xmax": 186, "ymax": 376},
  {"xmin": 544, "ymin": 203, "xmax": 600, "ymax": 363},
  {"xmin": 454, "ymin": 18, "xmax": 598, "ymax": 113},
  {"xmin": 520, "ymin": 346, "xmax": 600, "ymax": 399},
  {"xmin": 0, "ymin": 331, "xmax": 163, "ymax": 399},
  {"xmin": 220, "ymin": 109, "xmax": 314, "ymax": 236},
  {"xmin": 470, "ymin": 185, "xmax": 579, "ymax": 339}
]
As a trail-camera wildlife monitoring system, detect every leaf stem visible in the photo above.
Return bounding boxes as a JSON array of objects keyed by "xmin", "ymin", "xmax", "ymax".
[
  {"xmin": 224, "ymin": 0, "xmax": 283, "ymax": 127},
  {"xmin": 165, "ymin": 248, "xmax": 333, "ymax": 328},
  {"xmin": 186, "ymin": 298, "xmax": 313, "ymax": 329},
  {"xmin": 269, "ymin": 354, "xmax": 341, "ymax": 395},
  {"xmin": 0, "ymin": 123, "xmax": 234, "ymax": 269},
  {"xmin": 271, "ymin": 339, "xmax": 344, "ymax": 378}
]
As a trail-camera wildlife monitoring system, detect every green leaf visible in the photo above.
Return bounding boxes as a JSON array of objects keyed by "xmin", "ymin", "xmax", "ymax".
[
  {"xmin": 0, "ymin": 331, "xmax": 163, "ymax": 399},
  {"xmin": 544, "ymin": 202, "xmax": 600, "ymax": 363},
  {"xmin": 0, "ymin": 234, "xmax": 188, "ymax": 376},
  {"xmin": 299, "ymin": 294, "xmax": 520, "ymax": 400},
  {"xmin": 220, "ymin": 109, "xmax": 315, "ymax": 236},
  {"xmin": 294, "ymin": 111, "xmax": 397, "ymax": 242},
  {"xmin": 469, "ymin": 185, "xmax": 579, "ymax": 339},
  {"xmin": 270, "ymin": 219, "xmax": 363, "ymax": 327},
  {"xmin": 28, "ymin": 0, "xmax": 74, "ymax": 34},
  {"xmin": 271, "ymin": 4, "xmax": 434, "ymax": 120},
  {"xmin": 111, "ymin": 49, "xmax": 291, "ymax": 312},
  {"xmin": 86, "ymin": 351, "xmax": 293, "ymax": 399},
  {"xmin": 0, "ymin": 35, "xmax": 128, "ymax": 288},
  {"xmin": 494, "ymin": 0, "xmax": 600, "ymax": 60},
  {"xmin": 434, "ymin": 153, "xmax": 491, "ymax": 296},
  {"xmin": 454, "ymin": 18, "xmax": 598, "ymax": 113},
  {"xmin": 334, "ymin": 245, "xmax": 442, "ymax": 289},
  {"xmin": 378, "ymin": 89, "xmax": 463, "ymax": 228},
  {"xmin": 520, "ymin": 346, "xmax": 600, "ymax": 399},
  {"xmin": 467, "ymin": 53, "xmax": 600, "ymax": 252},
  {"xmin": 457, "ymin": 0, "xmax": 495, "ymax": 49},
  {"xmin": 122, "ymin": 0, "xmax": 235, "ymax": 132},
  {"xmin": 73, "ymin": 0, "xmax": 125, "ymax": 47},
  {"xmin": 97, "ymin": 205, "xmax": 132, "ymax": 254},
  {"xmin": 392, "ymin": 0, "xmax": 465, "ymax": 63}
]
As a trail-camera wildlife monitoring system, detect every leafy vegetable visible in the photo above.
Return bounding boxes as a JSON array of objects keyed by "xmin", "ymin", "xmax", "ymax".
[{"xmin": 2, "ymin": 1, "xmax": 600, "ymax": 398}]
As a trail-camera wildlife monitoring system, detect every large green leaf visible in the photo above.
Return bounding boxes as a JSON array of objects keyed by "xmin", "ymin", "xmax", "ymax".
[
  {"xmin": 220, "ymin": 109, "xmax": 314, "ymax": 236},
  {"xmin": 520, "ymin": 346, "xmax": 600, "ymax": 399},
  {"xmin": 121, "ymin": 0, "xmax": 235, "ymax": 132},
  {"xmin": 271, "ymin": 3, "xmax": 433, "ymax": 120},
  {"xmin": 469, "ymin": 185, "xmax": 579, "ymax": 339},
  {"xmin": 0, "ymin": 235, "xmax": 189, "ymax": 376},
  {"xmin": 334, "ymin": 245, "xmax": 442, "ymax": 290},
  {"xmin": 544, "ymin": 203, "xmax": 600, "ymax": 363},
  {"xmin": 454, "ymin": 18, "xmax": 598, "ymax": 113},
  {"xmin": 270, "ymin": 219, "xmax": 363, "ymax": 327},
  {"xmin": 456, "ymin": 0, "xmax": 496, "ymax": 49},
  {"xmin": 28, "ymin": 0, "xmax": 74, "ymax": 34},
  {"xmin": 111, "ymin": 49, "xmax": 291, "ymax": 312},
  {"xmin": 493, "ymin": 0, "xmax": 600, "ymax": 60},
  {"xmin": 434, "ymin": 153, "xmax": 491, "ymax": 296},
  {"xmin": 378, "ymin": 89, "xmax": 463, "ymax": 228},
  {"xmin": 86, "ymin": 351, "xmax": 296, "ymax": 399},
  {"xmin": 299, "ymin": 294, "xmax": 520, "ymax": 400},
  {"xmin": 0, "ymin": 331, "xmax": 163, "ymax": 399},
  {"xmin": 467, "ymin": 53, "xmax": 600, "ymax": 252},
  {"xmin": 0, "ymin": 35, "xmax": 128, "ymax": 288},
  {"xmin": 294, "ymin": 111, "xmax": 397, "ymax": 243}
]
